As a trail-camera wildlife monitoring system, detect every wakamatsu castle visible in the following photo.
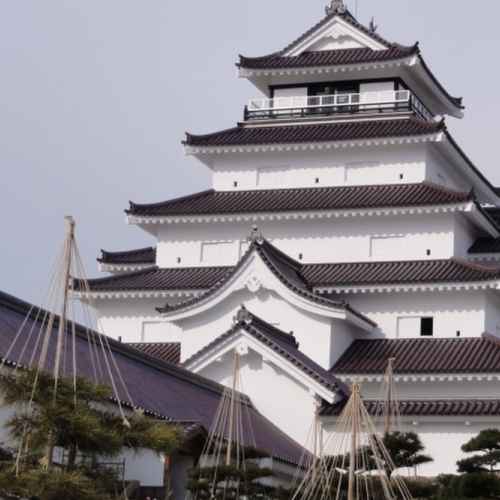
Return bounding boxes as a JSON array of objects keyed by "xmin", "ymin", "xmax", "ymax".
[{"xmin": 72, "ymin": 1, "xmax": 500, "ymax": 476}]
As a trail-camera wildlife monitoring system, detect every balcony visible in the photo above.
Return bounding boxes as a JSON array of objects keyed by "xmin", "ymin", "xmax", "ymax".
[{"xmin": 244, "ymin": 90, "xmax": 433, "ymax": 122}]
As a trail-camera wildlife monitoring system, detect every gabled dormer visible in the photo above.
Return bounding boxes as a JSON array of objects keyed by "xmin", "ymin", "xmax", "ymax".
[{"xmin": 238, "ymin": 1, "xmax": 463, "ymax": 122}]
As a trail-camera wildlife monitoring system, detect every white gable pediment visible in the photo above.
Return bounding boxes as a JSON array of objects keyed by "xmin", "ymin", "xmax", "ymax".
[
  {"xmin": 286, "ymin": 17, "xmax": 386, "ymax": 56},
  {"xmin": 186, "ymin": 328, "xmax": 337, "ymax": 404},
  {"xmin": 163, "ymin": 250, "xmax": 348, "ymax": 323}
]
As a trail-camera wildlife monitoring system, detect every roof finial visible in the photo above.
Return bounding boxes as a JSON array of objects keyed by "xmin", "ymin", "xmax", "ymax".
[
  {"xmin": 247, "ymin": 225, "xmax": 264, "ymax": 244},
  {"xmin": 326, "ymin": 0, "xmax": 347, "ymax": 16},
  {"xmin": 369, "ymin": 16, "xmax": 378, "ymax": 33}
]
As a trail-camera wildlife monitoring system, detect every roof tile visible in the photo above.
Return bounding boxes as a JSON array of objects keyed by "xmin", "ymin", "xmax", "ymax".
[
  {"xmin": 332, "ymin": 336, "xmax": 500, "ymax": 375},
  {"xmin": 127, "ymin": 182, "xmax": 468, "ymax": 218},
  {"xmin": 184, "ymin": 118, "xmax": 442, "ymax": 148}
]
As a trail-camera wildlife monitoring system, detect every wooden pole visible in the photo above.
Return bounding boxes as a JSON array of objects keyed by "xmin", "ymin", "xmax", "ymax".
[
  {"xmin": 347, "ymin": 384, "xmax": 360, "ymax": 500},
  {"xmin": 225, "ymin": 351, "xmax": 239, "ymax": 466},
  {"xmin": 53, "ymin": 216, "xmax": 75, "ymax": 392},
  {"xmin": 47, "ymin": 216, "xmax": 75, "ymax": 469},
  {"xmin": 384, "ymin": 358, "xmax": 395, "ymax": 435}
]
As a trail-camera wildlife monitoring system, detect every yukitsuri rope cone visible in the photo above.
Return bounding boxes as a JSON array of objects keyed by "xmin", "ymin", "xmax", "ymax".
[
  {"xmin": 0, "ymin": 217, "xmax": 135, "ymax": 474},
  {"xmin": 187, "ymin": 350, "xmax": 287, "ymax": 500},
  {"xmin": 291, "ymin": 384, "xmax": 414, "ymax": 500}
]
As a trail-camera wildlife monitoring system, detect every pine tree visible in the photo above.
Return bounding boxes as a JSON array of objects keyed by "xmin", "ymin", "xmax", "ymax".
[
  {"xmin": 0, "ymin": 368, "xmax": 181, "ymax": 500},
  {"xmin": 457, "ymin": 428, "xmax": 500, "ymax": 473}
]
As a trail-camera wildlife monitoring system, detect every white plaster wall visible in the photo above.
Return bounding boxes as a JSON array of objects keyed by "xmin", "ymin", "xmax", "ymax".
[
  {"xmin": 484, "ymin": 292, "xmax": 500, "ymax": 336},
  {"xmin": 425, "ymin": 147, "xmax": 472, "ymax": 193},
  {"xmin": 177, "ymin": 288, "xmax": 336, "ymax": 369},
  {"xmin": 120, "ymin": 448, "xmax": 165, "ymax": 487},
  {"xmin": 199, "ymin": 348, "xmax": 318, "ymax": 448},
  {"xmin": 454, "ymin": 215, "xmax": 479, "ymax": 259},
  {"xmin": 93, "ymin": 298, "xmax": 181, "ymax": 344},
  {"xmin": 330, "ymin": 320, "xmax": 360, "ymax": 366},
  {"xmin": 156, "ymin": 213, "xmax": 455, "ymax": 268},
  {"xmin": 211, "ymin": 144, "xmax": 426, "ymax": 191},
  {"xmin": 321, "ymin": 417, "xmax": 495, "ymax": 475},
  {"xmin": 342, "ymin": 290, "xmax": 486, "ymax": 339}
]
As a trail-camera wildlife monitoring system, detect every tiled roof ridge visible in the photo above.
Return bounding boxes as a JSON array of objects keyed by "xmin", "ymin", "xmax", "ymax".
[
  {"xmin": 184, "ymin": 116, "xmax": 442, "ymax": 147},
  {"xmin": 321, "ymin": 397, "xmax": 500, "ymax": 417},
  {"xmin": 451, "ymin": 256, "xmax": 500, "ymax": 275},
  {"xmin": 306, "ymin": 255, "xmax": 493, "ymax": 272},
  {"xmin": 238, "ymin": 45, "xmax": 418, "ymax": 70},
  {"xmin": 128, "ymin": 189, "xmax": 215, "ymax": 215},
  {"xmin": 243, "ymin": 9, "xmax": 405, "ymax": 63},
  {"xmin": 183, "ymin": 305, "xmax": 347, "ymax": 395},
  {"xmin": 126, "ymin": 178, "xmax": 469, "ymax": 219},
  {"xmin": 331, "ymin": 333, "xmax": 500, "ymax": 376},
  {"xmin": 74, "ymin": 266, "xmax": 160, "ymax": 291},
  {"xmin": 155, "ymin": 239, "xmax": 374, "ymax": 327},
  {"xmin": 237, "ymin": 305, "xmax": 300, "ymax": 348},
  {"xmin": 98, "ymin": 246, "xmax": 156, "ymax": 264}
]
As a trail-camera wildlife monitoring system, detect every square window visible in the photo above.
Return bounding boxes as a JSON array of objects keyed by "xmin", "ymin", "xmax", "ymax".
[{"xmin": 420, "ymin": 317, "xmax": 434, "ymax": 337}]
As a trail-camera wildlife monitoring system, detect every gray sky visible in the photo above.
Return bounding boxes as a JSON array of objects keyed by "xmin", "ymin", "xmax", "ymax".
[{"xmin": 1, "ymin": 0, "xmax": 499, "ymax": 304}]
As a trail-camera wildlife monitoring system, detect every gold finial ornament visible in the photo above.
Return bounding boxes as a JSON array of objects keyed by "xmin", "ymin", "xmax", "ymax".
[{"xmin": 325, "ymin": 0, "xmax": 346, "ymax": 16}]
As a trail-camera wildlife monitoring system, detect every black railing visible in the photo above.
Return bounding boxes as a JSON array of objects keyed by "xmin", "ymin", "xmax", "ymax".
[{"xmin": 244, "ymin": 91, "xmax": 434, "ymax": 122}]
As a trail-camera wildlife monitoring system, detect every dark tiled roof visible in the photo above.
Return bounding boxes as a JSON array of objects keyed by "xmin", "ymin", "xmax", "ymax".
[
  {"xmin": 128, "ymin": 342, "xmax": 181, "ymax": 365},
  {"xmin": 485, "ymin": 207, "xmax": 500, "ymax": 227},
  {"xmin": 469, "ymin": 237, "xmax": 500, "ymax": 255},
  {"xmin": 238, "ymin": 46, "xmax": 417, "ymax": 70},
  {"xmin": 184, "ymin": 306, "xmax": 347, "ymax": 396},
  {"xmin": 127, "ymin": 182, "xmax": 468, "ymax": 218},
  {"xmin": 237, "ymin": 9, "xmax": 462, "ymax": 109},
  {"xmin": 156, "ymin": 239, "xmax": 373, "ymax": 326},
  {"xmin": 0, "ymin": 290, "xmax": 305, "ymax": 465},
  {"xmin": 332, "ymin": 335, "xmax": 500, "ymax": 375},
  {"xmin": 82, "ymin": 258, "xmax": 500, "ymax": 294},
  {"xmin": 76, "ymin": 266, "xmax": 233, "ymax": 292},
  {"xmin": 321, "ymin": 398, "xmax": 500, "ymax": 417},
  {"xmin": 303, "ymin": 258, "xmax": 500, "ymax": 288},
  {"xmin": 99, "ymin": 247, "xmax": 156, "ymax": 265},
  {"xmin": 184, "ymin": 118, "xmax": 443, "ymax": 148}
]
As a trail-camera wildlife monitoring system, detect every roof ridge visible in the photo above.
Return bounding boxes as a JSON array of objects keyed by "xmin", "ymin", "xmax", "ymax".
[
  {"xmin": 184, "ymin": 306, "xmax": 347, "ymax": 395},
  {"xmin": 127, "ymin": 190, "xmax": 215, "ymax": 214},
  {"xmin": 101, "ymin": 246, "xmax": 155, "ymax": 257},
  {"xmin": 277, "ymin": 9, "xmax": 400, "ymax": 57},
  {"xmin": 241, "ymin": 307, "xmax": 299, "ymax": 348},
  {"xmin": 77, "ymin": 266, "xmax": 159, "ymax": 288},
  {"xmin": 450, "ymin": 257, "xmax": 500, "ymax": 274}
]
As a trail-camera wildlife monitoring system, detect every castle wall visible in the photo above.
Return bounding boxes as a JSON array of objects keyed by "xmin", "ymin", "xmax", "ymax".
[
  {"xmin": 343, "ymin": 289, "xmax": 487, "ymax": 339},
  {"xmin": 199, "ymin": 348, "xmax": 318, "ymax": 448},
  {"xmin": 210, "ymin": 144, "xmax": 426, "ymax": 192},
  {"xmin": 156, "ymin": 213, "xmax": 457, "ymax": 268}
]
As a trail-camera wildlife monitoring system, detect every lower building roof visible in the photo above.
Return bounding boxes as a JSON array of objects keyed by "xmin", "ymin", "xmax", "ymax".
[
  {"xmin": 0, "ymin": 290, "xmax": 305, "ymax": 465},
  {"xmin": 331, "ymin": 335, "xmax": 500, "ymax": 375},
  {"xmin": 321, "ymin": 398, "xmax": 500, "ymax": 417},
  {"xmin": 128, "ymin": 342, "xmax": 181, "ymax": 365}
]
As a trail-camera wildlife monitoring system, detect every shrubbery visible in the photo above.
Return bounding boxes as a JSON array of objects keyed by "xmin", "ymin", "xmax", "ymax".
[{"xmin": 401, "ymin": 473, "xmax": 500, "ymax": 499}]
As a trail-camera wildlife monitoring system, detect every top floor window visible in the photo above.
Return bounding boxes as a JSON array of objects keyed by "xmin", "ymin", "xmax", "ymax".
[{"xmin": 245, "ymin": 79, "xmax": 433, "ymax": 122}]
